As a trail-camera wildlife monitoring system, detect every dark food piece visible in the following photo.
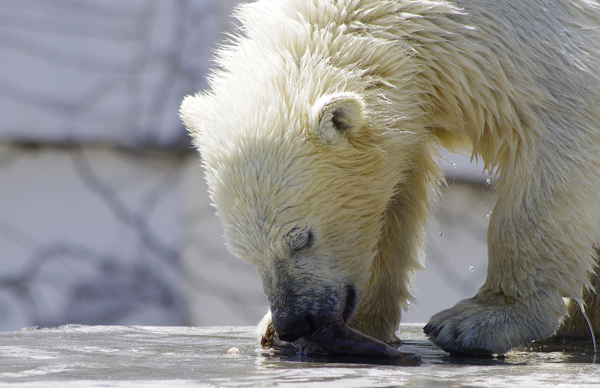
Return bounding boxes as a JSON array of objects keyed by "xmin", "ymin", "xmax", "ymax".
[{"xmin": 262, "ymin": 322, "xmax": 420, "ymax": 364}]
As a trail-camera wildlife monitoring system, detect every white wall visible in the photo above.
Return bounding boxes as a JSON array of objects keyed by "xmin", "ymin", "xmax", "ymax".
[
  {"xmin": 0, "ymin": 145, "xmax": 191, "ymax": 329},
  {"xmin": 0, "ymin": 0, "xmax": 238, "ymax": 146},
  {"xmin": 0, "ymin": 0, "xmax": 240, "ymax": 331}
]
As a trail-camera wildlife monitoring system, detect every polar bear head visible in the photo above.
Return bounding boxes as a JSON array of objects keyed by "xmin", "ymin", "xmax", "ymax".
[
  {"xmin": 181, "ymin": 86, "xmax": 410, "ymax": 341},
  {"xmin": 178, "ymin": 0, "xmax": 436, "ymax": 342}
]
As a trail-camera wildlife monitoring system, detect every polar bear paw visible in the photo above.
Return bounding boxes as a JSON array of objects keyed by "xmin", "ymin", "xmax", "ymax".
[{"xmin": 424, "ymin": 294, "xmax": 558, "ymax": 355}]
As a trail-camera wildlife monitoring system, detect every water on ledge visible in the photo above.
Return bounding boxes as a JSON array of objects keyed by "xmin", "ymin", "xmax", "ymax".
[{"xmin": 0, "ymin": 324, "xmax": 597, "ymax": 387}]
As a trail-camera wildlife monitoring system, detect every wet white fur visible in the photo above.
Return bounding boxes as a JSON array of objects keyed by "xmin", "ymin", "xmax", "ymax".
[{"xmin": 181, "ymin": 0, "xmax": 600, "ymax": 354}]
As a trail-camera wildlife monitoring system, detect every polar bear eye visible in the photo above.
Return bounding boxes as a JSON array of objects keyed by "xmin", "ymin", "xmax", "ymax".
[{"xmin": 285, "ymin": 227, "xmax": 315, "ymax": 253}]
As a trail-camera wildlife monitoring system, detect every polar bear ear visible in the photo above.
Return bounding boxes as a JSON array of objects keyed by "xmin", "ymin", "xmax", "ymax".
[
  {"xmin": 179, "ymin": 93, "xmax": 206, "ymax": 135},
  {"xmin": 309, "ymin": 93, "xmax": 365, "ymax": 145}
]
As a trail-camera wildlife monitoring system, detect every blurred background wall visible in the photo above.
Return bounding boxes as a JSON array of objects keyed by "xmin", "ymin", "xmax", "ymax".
[{"xmin": 0, "ymin": 0, "xmax": 495, "ymax": 332}]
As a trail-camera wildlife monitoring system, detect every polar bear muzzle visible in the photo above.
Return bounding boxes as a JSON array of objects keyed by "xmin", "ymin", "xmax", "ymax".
[{"xmin": 271, "ymin": 284, "xmax": 357, "ymax": 343}]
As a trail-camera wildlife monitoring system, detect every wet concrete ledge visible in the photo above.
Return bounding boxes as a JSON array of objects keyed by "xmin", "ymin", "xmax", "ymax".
[{"xmin": 0, "ymin": 324, "xmax": 597, "ymax": 387}]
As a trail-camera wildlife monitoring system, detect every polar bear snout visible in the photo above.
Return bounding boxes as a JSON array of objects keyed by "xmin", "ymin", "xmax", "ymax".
[
  {"xmin": 269, "ymin": 285, "xmax": 357, "ymax": 342},
  {"xmin": 272, "ymin": 314, "xmax": 313, "ymax": 342}
]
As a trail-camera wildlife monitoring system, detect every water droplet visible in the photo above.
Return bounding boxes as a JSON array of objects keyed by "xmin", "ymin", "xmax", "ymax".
[
  {"xmin": 486, "ymin": 178, "xmax": 492, "ymax": 185},
  {"xmin": 438, "ymin": 231, "xmax": 442, "ymax": 237},
  {"xmin": 452, "ymin": 163, "xmax": 457, "ymax": 168},
  {"xmin": 469, "ymin": 266, "xmax": 475, "ymax": 272},
  {"xmin": 486, "ymin": 211, "xmax": 492, "ymax": 219}
]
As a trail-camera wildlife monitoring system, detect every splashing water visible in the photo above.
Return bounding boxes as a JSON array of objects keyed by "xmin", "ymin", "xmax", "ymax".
[{"xmin": 578, "ymin": 301, "xmax": 597, "ymax": 354}]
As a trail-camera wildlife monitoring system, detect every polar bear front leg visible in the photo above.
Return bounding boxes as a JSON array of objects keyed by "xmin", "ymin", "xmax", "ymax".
[{"xmin": 425, "ymin": 175, "xmax": 599, "ymax": 355}]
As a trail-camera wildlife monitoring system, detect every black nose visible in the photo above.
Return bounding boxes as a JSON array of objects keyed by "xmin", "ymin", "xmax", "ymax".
[{"xmin": 272, "ymin": 314, "xmax": 314, "ymax": 342}]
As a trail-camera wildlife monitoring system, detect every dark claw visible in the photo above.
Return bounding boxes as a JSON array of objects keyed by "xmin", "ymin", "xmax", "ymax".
[
  {"xmin": 452, "ymin": 329, "xmax": 461, "ymax": 341},
  {"xmin": 423, "ymin": 324, "xmax": 442, "ymax": 338}
]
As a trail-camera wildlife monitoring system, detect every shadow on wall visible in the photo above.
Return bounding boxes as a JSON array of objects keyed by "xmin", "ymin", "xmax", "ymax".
[
  {"xmin": 0, "ymin": 145, "xmax": 191, "ymax": 329},
  {"xmin": 0, "ymin": 0, "xmax": 239, "ymax": 331}
]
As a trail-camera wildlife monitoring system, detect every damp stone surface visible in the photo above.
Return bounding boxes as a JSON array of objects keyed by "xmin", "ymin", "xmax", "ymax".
[{"xmin": 0, "ymin": 324, "xmax": 597, "ymax": 387}]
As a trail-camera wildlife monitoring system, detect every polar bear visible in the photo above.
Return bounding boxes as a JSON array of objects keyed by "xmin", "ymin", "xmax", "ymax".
[{"xmin": 180, "ymin": 0, "xmax": 600, "ymax": 355}]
